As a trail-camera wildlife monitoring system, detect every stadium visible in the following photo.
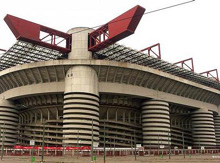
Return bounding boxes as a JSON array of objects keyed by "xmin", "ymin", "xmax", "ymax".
[{"xmin": 0, "ymin": 5, "xmax": 219, "ymax": 151}]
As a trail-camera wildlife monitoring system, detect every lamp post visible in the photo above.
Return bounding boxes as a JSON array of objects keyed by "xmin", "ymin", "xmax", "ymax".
[
  {"xmin": 0, "ymin": 126, "xmax": 2, "ymax": 160},
  {"xmin": 1, "ymin": 123, "xmax": 5, "ymax": 161},
  {"xmin": 91, "ymin": 119, "xmax": 94, "ymax": 162},
  {"xmin": 134, "ymin": 130, "xmax": 137, "ymax": 161},
  {"xmin": 113, "ymin": 137, "xmax": 116, "ymax": 157},
  {"xmin": 182, "ymin": 132, "xmax": 185, "ymax": 158},
  {"xmin": 104, "ymin": 120, "xmax": 106, "ymax": 163},
  {"xmin": 77, "ymin": 130, "xmax": 79, "ymax": 159},
  {"xmin": 168, "ymin": 130, "xmax": 171, "ymax": 159},
  {"xmin": 41, "ymin": 123, "xmax": 45, "ymax": 163}
]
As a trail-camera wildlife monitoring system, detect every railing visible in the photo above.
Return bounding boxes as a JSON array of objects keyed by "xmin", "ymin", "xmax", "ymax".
[{"xmin": 0, "ymin": 147, "xmax": 220, "ymax": 157}]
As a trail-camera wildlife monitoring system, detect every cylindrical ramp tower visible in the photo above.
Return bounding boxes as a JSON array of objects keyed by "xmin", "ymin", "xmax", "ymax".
[
  {"xmin": 63, "ymin": 27, "xmax": 99, "ymax": 146},
  {"xmin": 0, "ymin": 99, "xmax": 18, "ymax": 146},
  {"xmin": 141, "ymin": 99, "xmax": 171, "ymax": 147},
  {"xmin": 63, "ymin": 66, "xmax": 99, "ymax": 146},
  {"xmin": 214, "ymin": 116, "xmax": 220, "ymax": 147},
  {"xmin": 191, "ymin": 109, "xmax": 216, "ymax": 147}
]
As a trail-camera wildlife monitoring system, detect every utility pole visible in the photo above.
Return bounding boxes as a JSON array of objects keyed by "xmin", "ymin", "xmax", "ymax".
[
  {"xmin": 77, "ymin": 130, "xmax": 79, "ymax": 159},
  {"xmin": 134, "ymin": 130, "xmax": 137, "ymax": 161},
  {"xmin": 114, "ymin": 137, "xmax": 116, "ymax": 157},
  {"xmin": 1, "ymin": 124, "xmax": 5, "ymax": 161},
  {"xmin": 91, "ymin": 119, "xmax": 94, "ymax": 162},
  {"xmin": 41, "ymin": 123, "xmax": 45, "ymax": 162},
  {"xmin": 158, "ymin": 134, "xmax": 159, "ymax": 154},
  {"xmin": 182, "ymin": 132, "xmax": 185, "ymax": 158},
  {"xmin": 131, "ymin": 135, "xmax": 133, "ymax": 156},
  {"xmin": 104, "ymin": 120, "xmax": 106, "ymax": 163},
  {"xmin": 168, "ymin": 130, "xmax": 171, "ymax": 159},
  {"xmin": 0, "ymin": 127, "xmax": 1, "ymax": 159},
  {"xmin": 161, "ymin": 137, "xmax": 163, "ymax": 158}
]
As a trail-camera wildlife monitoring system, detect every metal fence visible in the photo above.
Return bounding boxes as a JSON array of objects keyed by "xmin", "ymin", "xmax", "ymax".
[{"xmin": 1, "ymin": 147, "xmax": 220, "ymax": 157}]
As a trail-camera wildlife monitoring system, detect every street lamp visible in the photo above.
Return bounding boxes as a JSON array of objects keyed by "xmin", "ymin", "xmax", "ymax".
[
  {"xmin": 77, "ymin": 130, "xmax": 79, "ymax": 159},
  {"xmin": 168, "ymin": 130, "xmax": 171, "ymax": 159},
  {"xmin": 91, "ymin": 119, "xmax": 94, "ymax": 162},
  {"xmin": 1, "ymin": 123, "xmax": 5, "ymax": 161},
  {"xmin": 103, "ymin": 120, "xmax": 106, "ymax": 163},
  {"xmin": 182, "ymin": 132, "xmax": 185, "ymax": 158},
  {"xmin": 41, "ymin": 122, "xmax": 45, "ymax": 163},
  {"xmin": 134, "ymin": 130, "xmax": 137, "ymax": 161}
]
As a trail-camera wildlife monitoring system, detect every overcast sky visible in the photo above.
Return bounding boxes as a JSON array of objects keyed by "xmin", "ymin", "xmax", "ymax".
[{"xmin": 0, "ymin": 0, "xmax": 219, "ymax": 76}]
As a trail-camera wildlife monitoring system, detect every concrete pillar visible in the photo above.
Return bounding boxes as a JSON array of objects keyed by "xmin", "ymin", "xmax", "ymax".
[
  {"xmin": 56, "ymin": 108, "xmax": 59, "ymax": 120},
  {"xmin": 141, "ymin": 99, "xmax": 170, "ymax": 147},
  {"xmin": 123, "ymin": 111, "xmax": 126, "ymax": 123},
  {"xmin": 107, "ymin": 108, "xmax": 109, "ymax": 120},
  {"xmin": 63, "ymin": 66, "xmax": 99, "ymax": 146},
  {"xmin": 29, "ymin": 112, "xmax": 33, "ymax": 123},
  {"xmin": 47, "ymin": 109, "xmax": 50, "ymax": 121},
  {"xmin": 67, "ymin": 27, "xmax": 94, "ymax": 60},
  {"xmin": 191, "ymin": 109, "xmax": 216, "ymax": 147},
  {"xmin": 20, "ymin": 113, "xmax": 24, "ymax": 124},
  {"xmin": 0, "ymin": 99, "xmax": 18, "ymax": 146},
  {"xmin": 214, "ymin": 116, "xmax": 220, "ymax": 147},
  {"xmin": 40, "ymin": 110, "xmax": 43, "ymax": 123},
  {"xmin": 34, "ymin": 112, "xmax": 37, "ymax": 123}
]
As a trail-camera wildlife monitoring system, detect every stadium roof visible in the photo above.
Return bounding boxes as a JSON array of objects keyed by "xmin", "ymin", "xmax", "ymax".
[
  {"xmin": 95, "ymin": 44, "xmax": 220, "ymax": 91},
  {"xmin": 0, "ymin": 40, "xmax": 219, "ymax": 91}
]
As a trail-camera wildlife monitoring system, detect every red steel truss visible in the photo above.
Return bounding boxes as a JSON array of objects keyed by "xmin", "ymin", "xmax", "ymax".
[
  {"xmin": 140, "ymin": 43, "xmax": 161, "ymax": 59},
  {"xmin": 4, "ymin": 14, "xmax": 71, "ymax": 54},
  {"xmin": 175, "ymin": 58, "xmax": 194, "ymax": 72},
  {"xmin": 88, "ymin": 5, "xmax": 145, "ymax": 52},
  {"xmin": 200, "ymin": 69, "xmax": 219, "ymax": 82}
]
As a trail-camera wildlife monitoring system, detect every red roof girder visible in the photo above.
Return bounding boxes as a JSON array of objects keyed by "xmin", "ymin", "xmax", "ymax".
[
  {"xmin": 200, "ymin": 69, "xmax": 219, "ymax": 82},
  {"xmin": 88, "ymin": 5, "xmax": 145, "ymax": 52},
  {"xmin": 4, "ymin": 14, "xmax": 71, "ymax": 54},
  {"xmin": 175, "ymin": 58, "xmax": 194, "ymax": 72},
  {"xmin": 140, "ymin": 43, "xmax": 161, "ymax": 59}
]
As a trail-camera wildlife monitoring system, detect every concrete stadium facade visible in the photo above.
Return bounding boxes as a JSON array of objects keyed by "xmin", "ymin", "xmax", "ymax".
[{"xmin": 0, "ymin": 27, "xmax": 220, "ymax": 149}]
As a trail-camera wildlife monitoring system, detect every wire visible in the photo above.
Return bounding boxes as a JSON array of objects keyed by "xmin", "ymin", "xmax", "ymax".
[
  {"xmin": 70, "ymin": 0, "xmax": 195, "ymax": 35},
  {"xmin": 42, "ymin": 0, "xmax": 195, "ymax": 44}
]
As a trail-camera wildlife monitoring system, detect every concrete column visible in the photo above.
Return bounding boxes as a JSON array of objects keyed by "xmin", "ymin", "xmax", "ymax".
[
  {"xmin": 21, "ymin": 113, "xmax": 24, "ymax": 124},
  {"xmin": 123, "ymin": 111, "xmax": 126, "ymax": 123},
  {"xmin": 67, "ymin": 27, "xmax": 94, "ymax": 60},
  {"xmin": 191, "ymin": 109, "xmax": 216, "ymax": 147},
  {"xmin": 29, "ymin": 112, "xmax": 33, "ymax": 123},
  {"xmin": 141, "ymin": 99, "xmax": 170, "ymax": 147},
  {"xmin": 34, "ymin": 112, "xmax": 37, "ymax": 123},
  {"xmin": 56, "ymin": 108, "xmax": 59, "ymax": 120},
  {"xmin": 214, "ymin": 115, "xmax": 220, "ymax": 147},
  {"xmin": 115, "ymin": 109, "xmax": 118, "ymax": 121},
  {"xmin": 106, "ymin": 108, "xmax": 109, "ymax": 120},
  {"xmin": 40, "ymin": 110, "xmax": 43, "ymax": 123},
  {"xmin": 63, "ymin": 66, "xmax": 99, "ymax": 146},
  {"xmin": 47, "ymin": 109, "xmax": 50, "ymax": 121},
  {"xmin": 0, "ymin": 99, "xmax": 18, "ymax": 146},
  {"xmin": 128, "ymin": 111, "xmax": 131, "ymax": 123}
]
